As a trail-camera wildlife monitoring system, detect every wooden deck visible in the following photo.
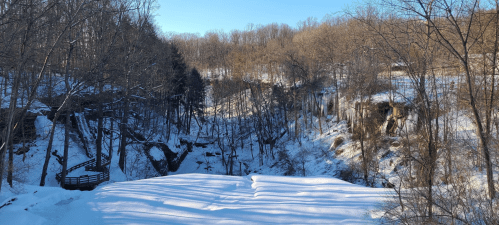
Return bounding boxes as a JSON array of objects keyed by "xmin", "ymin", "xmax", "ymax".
[{"xmin": 56, "ymin": 153, "xmax": 110, "ymax": 190}]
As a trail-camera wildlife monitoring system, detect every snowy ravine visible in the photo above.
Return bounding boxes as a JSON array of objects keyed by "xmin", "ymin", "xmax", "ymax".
[{"xmin": 0, "ymin": 174, "xmax": 388, "ymax": 224}]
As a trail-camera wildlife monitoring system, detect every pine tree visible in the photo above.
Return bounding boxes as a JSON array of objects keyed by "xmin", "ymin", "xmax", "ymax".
[
  {"xmin": 185, "ymin": 68, "xmax": 205, "ymax": 133},
  {"xmin": 169, "ymin": 44, "xmax": 188, "ymax": 130}
]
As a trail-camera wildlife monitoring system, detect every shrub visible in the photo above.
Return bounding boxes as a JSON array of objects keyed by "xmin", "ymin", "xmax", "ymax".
[{"xmin": 332, "ymin": 136, "xmax": 344, "ymax": 149}]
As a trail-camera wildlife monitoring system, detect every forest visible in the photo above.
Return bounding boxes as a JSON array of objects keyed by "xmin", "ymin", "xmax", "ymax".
[{"xmin": 0, "ymin": 0, "xmax": 499, "ymax": 224}]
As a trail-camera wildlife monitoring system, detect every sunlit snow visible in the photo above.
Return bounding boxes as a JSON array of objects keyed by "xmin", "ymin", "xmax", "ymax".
[{"xmin": 1, "ymin": 174, "xmax": 387, "ymax": 224}]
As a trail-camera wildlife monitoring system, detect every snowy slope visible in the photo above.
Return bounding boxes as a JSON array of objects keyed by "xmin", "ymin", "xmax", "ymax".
[{"xmin": 0, "ymin": 174, "xmax": 388, "ymax": 225}]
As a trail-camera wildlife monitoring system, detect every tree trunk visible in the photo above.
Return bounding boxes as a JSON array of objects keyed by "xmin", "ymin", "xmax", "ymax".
[
  {"xmin": 109, "ymin": 117, "xmax": 114, "ymax": 162},
  {"xmin": 40, "ymin": 107, "xmax": 66, "ymax": 186},
  {"xmin": 336, "ymin": 67, "xmax": 341, "ymax": 122},
  {"xmin": 119, "ymin": 95, "xmax": 129, "ymax": 173},
  {"xmin": 463, "ymin": 60, "xmax": 496, "ymax": 199},
  {"xmin": 61, "ymin": 28, "xmax": 74, "ymax": 188},
  {"xmin": 0, "ymin": 71, "xmax": 21, "ymax": 191},
  {"xmin": 7, "ymin": 138, "xmax": 13, "ymax": 187},
  {"xmin": 61, "ymin": 109, "xmax": 70, "ymax": 188},
  {"xmin": 96, "ymin": 83, "xmax": 103, "ymax": 170},
  {"xmin": 359, "ymin": 102, "xmax": 368, "ymax": 184}
]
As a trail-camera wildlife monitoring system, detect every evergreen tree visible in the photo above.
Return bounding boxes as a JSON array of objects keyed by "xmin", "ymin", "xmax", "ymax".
[
  {"xmin": 184, "ymin": 68, "xmax": 205, "ymax": 133},
  {"xmin": 169, "ymin": 44, "xmax": 187, "ymax": 130}
]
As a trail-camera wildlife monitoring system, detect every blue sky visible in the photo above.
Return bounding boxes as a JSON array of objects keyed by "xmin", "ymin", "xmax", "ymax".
[{"xmin": 154, "ymin": 0, "xmax": 351, "ymax": 35}]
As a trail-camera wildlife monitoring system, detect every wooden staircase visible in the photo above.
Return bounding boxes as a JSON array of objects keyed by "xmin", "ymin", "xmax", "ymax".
[{"xmin": 56, "ymin": 153, "xmax": 111, "ymax": 190}]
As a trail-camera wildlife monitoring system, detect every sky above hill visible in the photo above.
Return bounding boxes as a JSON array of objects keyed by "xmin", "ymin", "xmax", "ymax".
[{"xmin": 154, "ymin": 0, "xmax": 350, "ymax": 35}]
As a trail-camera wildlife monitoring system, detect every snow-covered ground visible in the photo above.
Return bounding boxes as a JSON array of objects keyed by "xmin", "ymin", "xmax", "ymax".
[
  {"xmin": 0, "ymin": 174, "xmax": 388, "ymax": 225},
  {"xmin": 2, "ymin": 70, "xmax": 488, "ymax": 224},
  {"xmin": 0, "ymin": 96, "xmax": 393, "ymax": 223}
]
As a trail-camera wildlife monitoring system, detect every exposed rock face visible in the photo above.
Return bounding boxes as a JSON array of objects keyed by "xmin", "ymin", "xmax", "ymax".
[
  {"xmin": 385, "ymin": 102, "xmax": 411, "ymax": 136},
  {"xmin": 346, "ymin": 101, "xmax": 391, "ymax": 132},
  {"xmin": 0, "ymin": 108, "xmax": 37, "ymax": 146},
  {"xmin": 343, "ymin": 99, "xmax": 412, "ymax": 137},
  {"xmin": 143, "ymin": 140, "xmax": 191, "ymax": 176},
  {"xmin": 144, "ymin": 144, "xmax": 170, "ymax": 176}
]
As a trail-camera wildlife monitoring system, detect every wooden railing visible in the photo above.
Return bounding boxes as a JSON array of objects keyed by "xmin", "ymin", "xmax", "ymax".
[
  {"xmin": 56, "ymin": 153, "xmax": 110, "ymax": 190},
  {"xmin": 61, "ymin": 172, "xmax": 110, "ymax": 188}
]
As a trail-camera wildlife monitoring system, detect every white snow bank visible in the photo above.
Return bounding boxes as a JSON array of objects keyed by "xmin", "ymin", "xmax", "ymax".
[
  {"xmin": 149, "ymin": 146, "xmax": 165, "ymax": 161},
  {"xmin": 0, "ymin": 184, "xmax": 84, "ymax": 225},
  {"xmin": 1, "ymin": 174, "xmax": 390, "ymax": 225},
  {"xmin": 35, "ymin": 116, "xmax": 52, "ymax": 137}
]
